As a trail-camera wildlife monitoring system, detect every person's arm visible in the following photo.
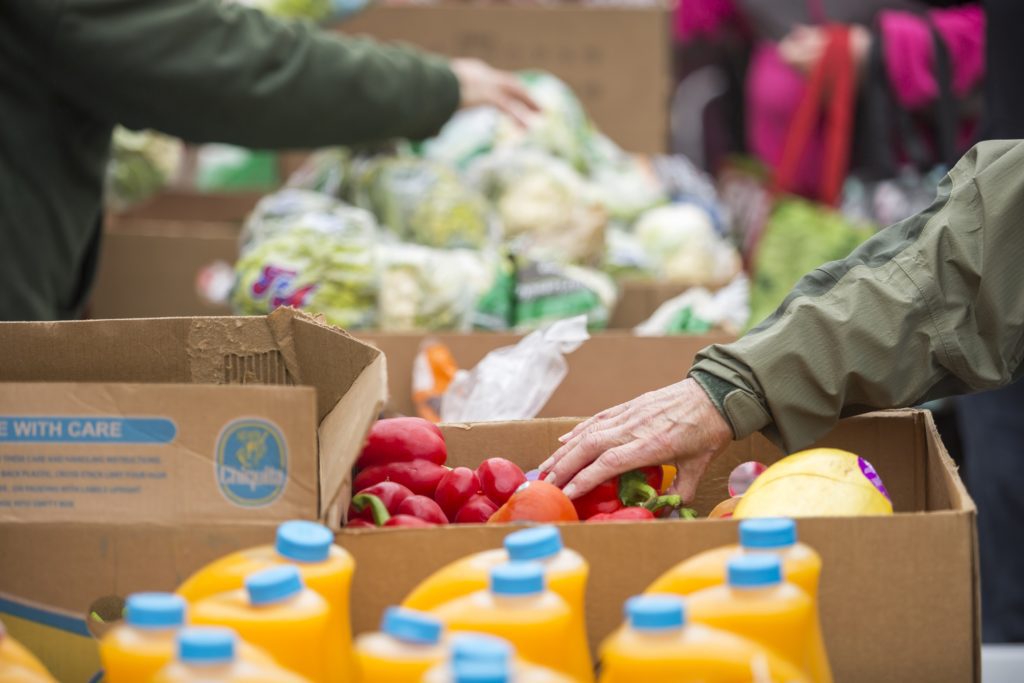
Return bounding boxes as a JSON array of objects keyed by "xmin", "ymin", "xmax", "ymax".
[
  {"xmin": 48, "ymin": 0, "xmax": 461, "ymax": 147},
  {"xmin": 542, "ymin": 139, "xmax": 1024, "ymax": 498},
  {"xmin": 692, "ymin": 138, "xmax": 1024, "ymax": 452}
]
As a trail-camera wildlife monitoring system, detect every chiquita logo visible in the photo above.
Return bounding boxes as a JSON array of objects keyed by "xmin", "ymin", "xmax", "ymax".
[{"xmin": 215, "ymin": 419, "xmax": 288, "ymax": 507}]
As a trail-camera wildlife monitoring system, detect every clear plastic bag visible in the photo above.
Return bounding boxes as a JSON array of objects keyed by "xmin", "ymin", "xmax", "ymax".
[
  {"xmin": 440, "ymin": 315, "xmax": 590, "ymax": 422},
  {"xmin": 634, "ymin": 275, "xmax": 750, "ymax": 337}
]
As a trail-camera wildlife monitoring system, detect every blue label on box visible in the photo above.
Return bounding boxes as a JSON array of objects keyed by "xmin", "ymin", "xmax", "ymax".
[{"xmin": 0, "ymin": 417, "xmax": 176, "ymax": 444}]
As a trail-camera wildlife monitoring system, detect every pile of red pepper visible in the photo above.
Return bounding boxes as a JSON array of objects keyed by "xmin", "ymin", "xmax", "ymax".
[
  {"xmin": 346, "ymin": 417, "xmax": 529, "ymax": 528},
  {"xmin": 572, "ymin": 466, "xmax": 697, "ymax": 522}
]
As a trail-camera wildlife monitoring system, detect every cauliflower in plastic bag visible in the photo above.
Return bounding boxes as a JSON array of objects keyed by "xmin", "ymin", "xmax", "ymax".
[
  {"xmin": 419, "ymin": 71, "xmax": 595, "ymax": 172},
  {"xmin": 354, "ymin": 157, "xmax": 493, "ymax": 249},
  {"xmin": 632, "ymin": 203, "xmax": 741, "ymax": 287},
  {"xmin": 468, "ymin": 150, "xmax": 607, "ymax": 265},
  {"xmin": 241, "ymin": 188, "xmax": 359, "ymax": 251},
  {"xmin": 105, "ymin": 127, "xmax": 183, "ymax": 210},
  {"xmin": 634, "ymin": 275, "xmax": 751, "ymax": 336},
  {"xmin": 603, "ymin": 226, "xmax": 658, "ymax": 279},
  {"xmin": 285, "ymin": 148, "xmax": 352, "ymax": 198},
  {"xmin": 514, "ymin": 258, "xmax": 618, "ymax": 331},
  {"xmin": 232, "ymin": 204, "xmax": 380, "ymax": 329},
  {"xmin": 378, "ymin": 245, "xmax": 498, "ymax": 331}
]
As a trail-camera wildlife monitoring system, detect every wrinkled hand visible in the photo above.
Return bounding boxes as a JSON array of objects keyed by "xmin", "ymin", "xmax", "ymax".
[
  {"xmin": 450, "ymin": 58, "xmax": 539, "ymax": 126},
  {"xmin": 537, "ymin": 378, "xmax": 733, "ymax": 503}
]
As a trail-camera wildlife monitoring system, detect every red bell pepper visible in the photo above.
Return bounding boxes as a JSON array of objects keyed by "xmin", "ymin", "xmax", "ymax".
[
  {"xmin": 396, "ymin": 495, "xmax": 449, "ymax": 525},
  {"xmin": 349, "ymin": 492, "xmax": 441, "ymax": 528},
  {"xmin": 353, "ymin": 460, "xmax": 448, "ymax": 498},
  {"xmin": 357, "ymin": 417, "xmax": 447, "ymax": 470},
  {"xmin": 586, "ymin": 507, "xmax": 656, "ymax": 522},
  {"xmin": 347, "ymin": 482, "xmax": 414, "ymax": 522},
  {"xmin": 435, "ymin": 467, "xmax": 481, "ymax": 521},
  {"xmin": 453, "ymin": 494, "xmax": 500, "ymax": 524},
  {"xmin": 384, "ymin": 515, "xmax": 437, "ymax": 528},
  {"xmin": 570, "ymin": 466, "xmax": 685, "ymax": 520},
  {"xmin": 476, "ymin": 458, "xmax": 527, "ymax": 506}
]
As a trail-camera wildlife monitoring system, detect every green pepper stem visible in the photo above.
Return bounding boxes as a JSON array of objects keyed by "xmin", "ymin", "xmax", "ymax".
[{"xmin": 351, "ymin": 492, "xmax": 391, "ymax": 527}]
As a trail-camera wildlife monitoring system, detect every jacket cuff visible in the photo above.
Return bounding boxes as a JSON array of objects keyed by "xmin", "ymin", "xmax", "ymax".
[{"xmin": 689, "ymin": 366, "xmax": 773, "ymax": 440}]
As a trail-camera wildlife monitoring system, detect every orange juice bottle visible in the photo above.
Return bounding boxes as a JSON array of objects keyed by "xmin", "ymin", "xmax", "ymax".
[
  {"xmin": 190, "ymin": 565, "xmax": 331, "ymax": 682},
  {"xmin": 598, "ymin": 595, "xmax": 809, "ymax": 683},
  {"xmin": 99, "ymin": 592, "xmax": 186, "ymax": 683},
  {"xmin": 0, "ymin": 621, "xmax": 56, "ymax": 682},
  {"xmin": 403, "ymin": 526, "xmax": 592, "ymax": 678},
  {"xmin": 687, "ymin": 555, "xmax": 831, "ymax": 683},
  {"xmin": 152, "ymin": 626, "xmax": 311, "ymax": 683},
  {"xmin": 177, "ymin": 520, "xmax": 355, "ymax": 683},
  {"xmin": 646, "ymin": 518, "xmax": 822, "ymax": 597},
  {"xmin": 423, "ymin": 634, "xmax": 574, "ymax": 683},
  {"xmin": 354, "ymin": 607, "xmax": 447, "ymax": 682},
  {"xmin": 430, "ymin": 563, "xmax": 589, "ymax": 682}
]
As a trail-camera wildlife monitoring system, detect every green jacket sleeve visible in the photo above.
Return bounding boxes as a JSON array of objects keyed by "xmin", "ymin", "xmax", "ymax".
[
  {"xmin": 47, "ymin": 0, "xmax": 460, "ymax": 147},
  {"xmin": 690, "ymin": 140, "xmax": 1024, "ymax": 452}
]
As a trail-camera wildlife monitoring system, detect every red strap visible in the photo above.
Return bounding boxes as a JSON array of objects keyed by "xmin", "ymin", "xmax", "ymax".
[{"xmin": 773, "ymin": 25, "xmax": 855, "ymax": 206}]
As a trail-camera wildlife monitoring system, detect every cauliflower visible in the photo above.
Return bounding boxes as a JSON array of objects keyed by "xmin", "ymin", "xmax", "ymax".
[
  {"xmin": 105, "ymin": 127, "xmax": 183, "ymax": 210},
  {"xmin": 633, "ymin": 203, "xmax": 741, "ymax": 287}
]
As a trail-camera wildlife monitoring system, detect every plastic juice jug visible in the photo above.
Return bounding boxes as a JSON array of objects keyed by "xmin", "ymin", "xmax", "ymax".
[
  {"xmin": 0, "ymin": 621, "xmax": 56, "ymax": 682},
  {"xmin": 402, "ymin": 526, "xmax": 592, "ymax": 677},
  {"xmin": 100, "ymin": 592, "xmax": 186, "ymax": 683},
  {"xmin": 598, "ymin": 595, "xmax": 810, "ymax": 683},
  {"xmin": 177, "ymin": 520, "xmax": 355, "ymax": 682},
  {"xmin": 686, "ymin": 555, "xmax": 832, "ymax": 683},
  {"xmin": 152, "ymin": 627, "xmax": 311, "ymax": 683},
  {"xmin": 423, "ymin": 634, "xmax": 574, "ymax": 683},
  {"xmin": 190, "ymin": 565, "xmax": 331, "ymax": 683},
  {"xmin": 354, "ymin": 606, "xmax": 447, "ymax": 682},
  {"xmin": 429, "ymin": 563, "xmax": 589, "ymax": 682},
  {"xmin": 646, "ymin": 518, "xmax": 823, "ymax": 597}
]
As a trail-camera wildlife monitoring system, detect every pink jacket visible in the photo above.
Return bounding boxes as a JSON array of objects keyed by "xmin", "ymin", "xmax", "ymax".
[{"xmin": 678, "ymin": 2, "xmax": 985, "ymax": 194}]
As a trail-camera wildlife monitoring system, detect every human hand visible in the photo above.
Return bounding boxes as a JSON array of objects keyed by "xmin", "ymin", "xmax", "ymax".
[
  {"xmin": 537, "ymin": 378, "xmax": 733, "ymax": 503},
  {"xmin": 778, "ymin": 24, "xmax": 871, "ymax": 75},
  {"xmin": 450, "ymin": 58, "xmax": 539, "ymax": 126}
]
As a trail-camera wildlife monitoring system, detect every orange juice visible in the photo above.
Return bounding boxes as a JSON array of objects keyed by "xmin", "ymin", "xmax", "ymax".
[
  {"xmin": 598, "ymin": 595, "xmax": 809, "ymax": 682},
  {"xmin": 403, "ymin": 526, "xmax": 592, "ymax": 678},
  {"xmin": 423, "ymin": 634, "xmax": 574, "ymax": 683},
  {"xmin": 646, "ymin": 519, "xmax": 822, "ymax": 597},
  {"xmin": 99, "ymin": 592, "xmax": 186, "ymax": 683},
  {"xmin": 190, "ymin": 565, "xmax": 330, "ymax": 682},
  {"xmin": 177, "ymin": 520, "xmax": 355, "ymax": 683},
  {"xmin": 430, "ymin": 563, "xmax": 588, "ymax": 682},
  {"xmin": 687, "ymin": 555, "xmax": 831, "ymax": 683},
  {"xmin": 152, "ymin": 626, "xmax": 311, "ymax": 683},
  {"xmin": 0, "ymin": 622, "xmax": 56, "ymax": 682},
  {"xmin": 354, "ymin": 607, "xmax": 447, "ymax": 682}
]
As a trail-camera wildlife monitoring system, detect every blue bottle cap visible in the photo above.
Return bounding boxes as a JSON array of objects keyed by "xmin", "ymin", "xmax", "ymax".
[
  {"xmin": 125, "ymin": 593, "xmax": 186, "ymax": 629},
  {"xmin": 727, "ymin": 554, "xmax": 783, "ymax": 588},
  {"xmin": 450, "ymin": 634, "xmax": 514, "ymax": 665},
  {"xmin": 739, "ymin": 518, "xmax": 797, "ymax": 550},
  {"xmin": 453, "ymin": 661, "xmax": 508, "ymax": 683},
  {"xmin": 504, "ymin": 526, "xmax": 563, "ymax": 561},
  {"xmin": 276, "ymin": 520, "xmax": 333, "ymax": 563},
  {"xmin": 245, "ymin": 565, "xmax": 304, "ymax": 606},
  {"xmin": 178, "ymin": 627, "xmax": 235, "ymax": 665},
  {"xmin": 490, "ymin": 562, "xmax": 544, "ymax": 596},
  {"xmin": 625, "ymin": 595, "xmax": 685, "ymax": 631},
  {"xmin": 381, "ymin": 607, "xmax": 443, "ymax": 645}
]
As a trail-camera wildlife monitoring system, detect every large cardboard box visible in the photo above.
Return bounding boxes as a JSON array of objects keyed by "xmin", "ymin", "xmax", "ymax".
[
  {"xmin": 340, "ymin": 412, "xmax": 979, "ymax": 682},
  {"xmin": 0, "ymin": 310, "xmax": 386, "ymax": 681},
  {"xmin": 340, "ymin": 3, "xmax": 673, "ymax": 153},
  {"xmin": 359, "ymin": 331, "xmax": 732, "ymax": 417}
]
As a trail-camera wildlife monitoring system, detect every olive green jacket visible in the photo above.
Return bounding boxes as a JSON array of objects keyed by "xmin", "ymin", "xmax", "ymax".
[
  {"xmin": 1, "ymin": 0, "xmax": 459, "ymax": 321},
  {"xmin": 691, "ymin": 140, "xmax": 1024, "ymax": 452}
]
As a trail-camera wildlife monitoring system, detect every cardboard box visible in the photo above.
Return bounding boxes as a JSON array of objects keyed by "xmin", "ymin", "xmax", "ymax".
[
  {"xmin": 0, "ymin": 310, "xmax": 387, "ymax": 681},
  {"xmin": 340, "ymin": 3, "xmax": 673, "ymax": 153},
  {"xmin": 359, "ymin": 331, "xmax": 732, "ymax": 417},
  {"xmin": 339, "ymin": 411, "xmax": 979, "ymax": 682},
  {"xmin": 1, "ymin": 411, "xmax": 978, "ymax": 682}
]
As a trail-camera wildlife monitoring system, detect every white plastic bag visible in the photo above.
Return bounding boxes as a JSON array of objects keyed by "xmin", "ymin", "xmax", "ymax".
[
  {"xmin": 440, "ymin": 316, "xmax": 590, "ymax": 422},
  {"xmin": 634, "ymin": 276, "xmax": 750, "ymax": 336}
]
